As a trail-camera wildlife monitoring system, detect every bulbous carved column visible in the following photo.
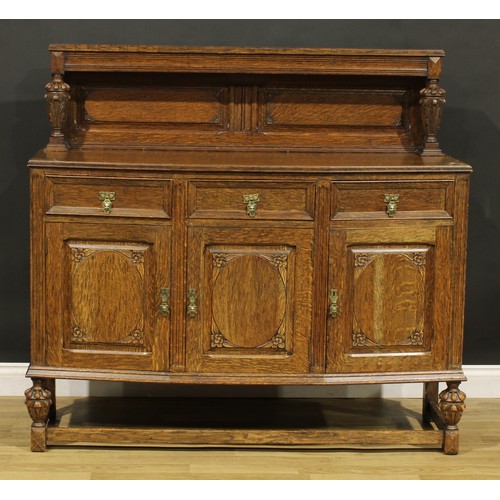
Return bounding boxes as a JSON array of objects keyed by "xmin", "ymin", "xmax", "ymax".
[
  {"xmin": 439, "ymin": 381, "xmax": 466, "ymax": 455},
  {"xmin": 45, "ymin": 73, "xmax": 70, "ymax": 151},
  {"xmin": 25, "ymin": 379, "xmax": 53, "ymax": 452},
  {"xmin": 419, "ymin": 79, "xmax": 446, "ymax": 156}
]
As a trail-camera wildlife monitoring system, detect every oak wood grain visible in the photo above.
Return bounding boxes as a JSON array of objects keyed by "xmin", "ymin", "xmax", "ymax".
[
  {"xmin": 28, "ymin": 45, "xmax": 470, "ymax": 454},
  {"xmin": 187, "ymin": 179, "xmax": 315, "ymax": 220},
  {"xmin": 46, "ymin": 175, "xmax": 171, "ymax": 218},
  {"xmin": 29, "ymin": 149, "xmax": 472, "ymax": 172},
  {"xmin": 331, "ymin": 179, "xmax": 453, "ymax": 219},
  {"xmin": 186, "ymin": 227, "xmax": 313, "ymax": 374},
  {"xmin": 44, "ymin": 222, "xmax": 171, "ymax": 371},
  {"xmin": 44, "ymin": 397, "xmax": 443, "ymax": 449},
  {"xmin": 26, "ymin": 365, "xmax": 467, "ymax": 385}
]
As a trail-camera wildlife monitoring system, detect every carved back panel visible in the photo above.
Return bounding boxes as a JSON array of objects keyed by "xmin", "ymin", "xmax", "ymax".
[{"xmin": 45, "ymin": 45, "xmax": 446, "ymax": 155}]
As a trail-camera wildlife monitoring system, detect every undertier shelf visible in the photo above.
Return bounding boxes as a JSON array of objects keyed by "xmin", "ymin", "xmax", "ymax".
[{"xmin": 46, "ymin": 397, "xmax": 444, "ymax": 450}]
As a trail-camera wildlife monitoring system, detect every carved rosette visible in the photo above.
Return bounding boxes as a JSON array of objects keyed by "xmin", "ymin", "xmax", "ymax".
[
  {"xmin": 352, "ymin": 332, "xmax": 381, "ymax": 347},
  {"xmin": 71, "ymin": 326, "xmax": 93, "ymax": 343},
  {"xmin": 25, "ymin": 380, "xmax": 53, "ymax": 427},
  {"xmin": 116, "ymin": 328, "xmax": 144, "ymax": 344},
  {"xmin": 71, "ymin": 247, "xmax": 88, "ymax": 263},
  {"xmin": 398, "ymin": 331, "xmax": 424, "ymax": 346},
  {"xmin": 45, "ymin": 73, "xmax": 70, "ymax": 150},
  {"xmin": 71, "ymin": 325, "xmax": 144, "ymax": 345},
  {"xmin": 271, "ymin": 332, "xmax": 286, "ymax": 349},
  {"xmin": 439, "ymin": 382, "xmax": 466, "ymax": 428},
  {"xmin": 270, "ymin": 254, "xmax": 288, "ymax": 271},
  {"xmin": 354, "ymin": 253, "xmax": 373, "ymax": 268},
  {"xmin": 211, "ymin": 331, "xmax": 227, "ymax": 348},
  {"xmin": 130, "ymin": 251, "xmax": 144, "ymax": 265},
  {"xmin": 419, "ymin": 79, "xmax": 446, "ymax": 155},
  {"xmin": 210, "ymin": 328, "xmax": 287, "ymax": 351},
  {"xmin": 212, "ymin": 253, "xmax": 229, "ymax": 269},
  {"xmin": 409, "ymin": 252, "xmax": 426, "ymax": 267}
]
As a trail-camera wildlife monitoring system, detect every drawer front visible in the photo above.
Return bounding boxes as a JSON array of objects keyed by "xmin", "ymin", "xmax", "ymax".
[
  {"xmin": 188, "ymin": 180, "xmax": 315, "ymax": 220},
  {"xmin": 331, "ymin": 180, "xmax": 453, "ymax": 220},
  {"xmin": 46, "ymin": 176, "xmax": 172, "ymax": 218}
]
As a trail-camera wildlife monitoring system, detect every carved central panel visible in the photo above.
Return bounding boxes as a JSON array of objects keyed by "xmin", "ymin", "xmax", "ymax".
[
  {"xmin": 67, "ymin": 241, "xmax": 149, "ymax": 349},
  {"xmin": 208, "ymin": 247, "xmax": 289, "ymax": 351},
  {"xmin": 351, "ymin": 247, "xmax": 429, "ymax": 350}
]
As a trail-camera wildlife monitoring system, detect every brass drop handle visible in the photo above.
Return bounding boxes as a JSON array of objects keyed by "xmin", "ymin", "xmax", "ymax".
[
  {"xmin": 243, "ymin": 193, "xmax": 259, "ymax": 217},
  {"xmin": 99, "ymin": 191, "xmax": 115, "ymax": 214},
  {"xmin": 329, "ymin": 288, "xmax": 339, "ymax": 318},
  {"xmin": 160, "ymin": 288, "xmax": 170, "ymax": 316},
  {"xmin": 187, "ymin": 288, "xmax": 197, "ymax": 318},
  {"xmin": 384, "ymin": 194, "xmax": 399, "ymax": 217}
]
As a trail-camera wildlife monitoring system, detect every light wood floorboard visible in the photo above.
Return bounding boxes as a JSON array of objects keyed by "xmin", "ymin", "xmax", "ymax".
[{"xmin": 1, "ymin": 397, "xmax": 499, "ymax": 480}]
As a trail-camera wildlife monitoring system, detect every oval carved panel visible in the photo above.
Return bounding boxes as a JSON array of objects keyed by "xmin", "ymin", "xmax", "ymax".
[
  {"xmin": 71, "ymin": 250, "xmax": 143, "ymax": 343},
  {"xmin": 353, "ymin": 252, "xmax": 425, "ymax": 346},
  {"xmin": 212, "ymin": 255, "xmax": 286, "ymax": 348}
]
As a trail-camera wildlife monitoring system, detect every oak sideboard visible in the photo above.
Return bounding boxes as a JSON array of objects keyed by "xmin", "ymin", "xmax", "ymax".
[{"xmin": 25, "ymin": 45, "xmax": 470, "ymax": 454}]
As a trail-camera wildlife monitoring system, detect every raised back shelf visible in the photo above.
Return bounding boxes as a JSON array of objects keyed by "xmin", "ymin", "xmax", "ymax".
[{"xmin": 45, "ymin": 45, "xmax": 445, "ymax": 154}]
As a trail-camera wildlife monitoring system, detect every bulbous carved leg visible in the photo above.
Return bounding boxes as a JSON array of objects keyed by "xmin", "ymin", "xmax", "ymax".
[
  {"xmin": 25, "ymin": 379, "xmax": 53, "ymax": 452},
  {"xmin": 439, "ymin": 381, "xmax": 466, "ymax": 455}
]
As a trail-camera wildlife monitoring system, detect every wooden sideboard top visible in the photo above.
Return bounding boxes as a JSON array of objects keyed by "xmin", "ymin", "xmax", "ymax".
[
  {"xmin": 49, "ymin": 44, "xmax": 444, "ymax": 56},
  {"xmin": 29, "ymin": 149, "xmax": 471, "ymax": 173},
  {"xmin": 48, "ymin": 44, "xmax": 444, "ymax": 77}
]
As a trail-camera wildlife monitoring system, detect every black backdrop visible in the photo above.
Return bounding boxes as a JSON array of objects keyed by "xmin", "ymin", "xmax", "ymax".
[{"xmin": 1, "ymin": 20, "xmax": 499, "ymax": 364}]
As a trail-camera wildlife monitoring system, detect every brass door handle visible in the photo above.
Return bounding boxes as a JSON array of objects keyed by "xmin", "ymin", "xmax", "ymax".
[
  {"xmin": 329, "ymin": 288, "xmax": 339, "ymax": 318},
  {"xmin": 384, "ymin": 194, "xmax": 399, "ymax": 217},
  {"xmin": 160, "ymin": 288, "xmax": 170, "ymax": 316},
  {"xmin": 187, "ymin": 288, "xmax": 197, "ymax": 318},
  {"xmin": 99, "ymin": 191, "xmax": 115, "ymax": 214},
  {"xmin": 243, "ymin": 194, "xmax": 259, "ymax": 217}
]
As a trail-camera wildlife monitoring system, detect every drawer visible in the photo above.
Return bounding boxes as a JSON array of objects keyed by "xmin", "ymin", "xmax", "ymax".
[
  {"xmin": 331, "ymin": 180, "xmax": 453, "ymax": 220},
  {"xmin": 45, "ymin": 176, "xmax": 171, "ymax": 218},
  {"xmin": 187, "ymin": 180, "xmax": 315, "ymax": 220}
]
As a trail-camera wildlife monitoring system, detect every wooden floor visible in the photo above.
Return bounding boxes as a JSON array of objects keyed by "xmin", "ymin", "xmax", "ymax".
[{"xmin": 1, "ymin": 396, "xmax": 499, "ymax": 479}]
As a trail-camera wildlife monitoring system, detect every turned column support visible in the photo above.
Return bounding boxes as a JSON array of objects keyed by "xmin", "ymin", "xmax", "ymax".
[
  {"xmin": 419, "ymin": 77, "xmax": 446, "ymax": 156},
  {"xmin": 25, "ymin": 379, "xmax": 53, "ymax": 452},
  {"xmin": 44, "ymin": 72, "xmax": 70, "ymax": 152},
  {"xmin": 439, "ymin": 381, "xmax": 466, "ymax": 455}
]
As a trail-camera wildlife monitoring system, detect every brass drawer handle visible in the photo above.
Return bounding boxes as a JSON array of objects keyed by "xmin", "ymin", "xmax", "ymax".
[
  {"xmin": 160, "ymin": 288, "xmax": 170, "ymax": 317},
  {"xmin": 99, "ymin": 191, "xmax": 115, "ymax": 214},
  {"xmin": 329, "ymin": 289, "xmax": 339, "ymax": 318},
  {"xmin": 187, "ymin": 288, "xmax": 197, "ymax": 318},
  {"xmin": 384, "ymin": 194, "xmax": 400, "ymax": 217},
  {"xmin": 243, "ymin": 193, "xmax": 259, "ymax": 217}
]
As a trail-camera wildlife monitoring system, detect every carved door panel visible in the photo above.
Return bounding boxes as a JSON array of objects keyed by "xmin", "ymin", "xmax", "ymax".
[
  {"xmin": 186, "ymin": 227, "xmax": 313, "ymax": 373},
  {"xmin": 45, "ymin": 222, "xmax": 171, "ymax": 371},
  {"xmin": 327, "ymin": 225, "xmax": 452, "ymax": 373}
]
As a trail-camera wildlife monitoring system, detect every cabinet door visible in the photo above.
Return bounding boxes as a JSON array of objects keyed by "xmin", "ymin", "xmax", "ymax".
[
  {"xmin": 45, "ymin": 222, "xmax": 171, "ymax": 371},
  {"xmin": 327, "ymin": 225, "xmax": 452, "ymax": 373},
  {"xmin": 186, "ymin": 227, "xmax": 313, "ymax": 373}
]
